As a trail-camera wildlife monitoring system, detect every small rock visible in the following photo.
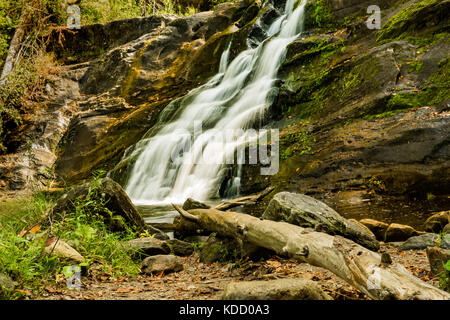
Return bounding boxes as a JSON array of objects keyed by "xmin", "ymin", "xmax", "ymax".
[
  {"xmin": 166, "ymin": 239, "xmax": 194, "ymax": 256},
  {"xmin": 359, "ymin": 219, "xmax": 389, "ymax": 240},
  {"xmin": 141, "ymin": 255, "xmax": 183, "ymax": 275},
  {"xmin": 384, "ymin": 223, "xmax": 419, "ymax": 242},
  {"xmin": 124, "ymin": 237, "xmax": 170, "ymax": 256},
  {"xmin": 424, "ymin": 211, "xmax": 450, "ymax": 233},
  {"xmin": 222, "ymin": 279, "xmax": 332, "ymax": 300},
  {"xmin": 0, "ymin": 273, "xmax": 15, "ymax": 297},
  {"xmin": 426, "ymin": 246, "xmax": 450, "ymax": 276},
  {"xmin": 44, "ymin": 238, "xmax": 85, "ymax": 263}
]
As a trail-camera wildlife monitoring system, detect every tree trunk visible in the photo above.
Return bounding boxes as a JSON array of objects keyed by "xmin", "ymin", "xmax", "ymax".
[
  {"xmin": 214, "ymin": 187, "xmax": 274, "ymax": 211},
  {"xmin": 173, "ymin": 205, "xmax": 450, "ymax": 300},
  {"xmin": 0, "ymin": 7, "xmax": 27, "ymax": 85}
]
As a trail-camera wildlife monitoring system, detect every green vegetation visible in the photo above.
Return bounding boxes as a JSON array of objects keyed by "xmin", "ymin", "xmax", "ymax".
[
  {"xmin": 377, "ymin": 0, "xmax": 449, "ymax": 44},
  {"xmin": 305, "ymin": 0, "xmax": 334, "ymax": 30},
  {"xmin": 440, "ymin": 260, "xmax": 450, "ymax": 292},
  {"xmin": 0, "ymin": 174, "xmax": 141, "ymax": 299},
  {"xmin": 280, "ymin": 130, "xmax": 315, "ymax": 160}
]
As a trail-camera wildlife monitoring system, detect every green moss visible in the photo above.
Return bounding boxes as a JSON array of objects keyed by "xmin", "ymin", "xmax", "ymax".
[
  {"xmin": 377, "ymin": 0, "xmax": 449, "ymax": 43},
  {"xmin": 409, "ymin": 60, "xmax": 424, "ymax": 73},
  {"xmin": 305, "ymin": 0, "xmax": 335, "ymax": 30}
]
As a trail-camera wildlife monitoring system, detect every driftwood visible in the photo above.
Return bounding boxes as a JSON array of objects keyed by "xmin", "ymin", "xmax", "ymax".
[
  {"xmin": 172, "ymin": 205, "xmax": 450, "ymax": 300},
  {"xmin": 214, "ymin": 187, "xmax": 274, "ymax": 211}
]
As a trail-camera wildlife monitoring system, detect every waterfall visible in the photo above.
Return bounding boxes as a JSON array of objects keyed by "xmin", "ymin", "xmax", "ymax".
[{"xmin": 123, "ymin": 0, "xmax": 308, "ymax": 205}]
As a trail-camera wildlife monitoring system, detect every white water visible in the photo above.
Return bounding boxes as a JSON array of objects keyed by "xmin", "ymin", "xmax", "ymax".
[{"xmin": 123, "ymin": 0, "xmax": 308, "ymax": 205}]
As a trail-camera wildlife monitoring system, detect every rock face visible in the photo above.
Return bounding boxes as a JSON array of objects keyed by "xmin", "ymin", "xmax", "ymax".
[
  {"xmin": 49, "ymin": 177, "xmax": 167, "ymax": 239},
  {"xmin": 359, "ymin": 219, "xmax": 389, "ymax": 240},
  {"xmin": 141, "ymin": 255, "xmax": 184, "ymax": 275},
  {"xmin": 424, "ymin": 211, "xmax": 450, "ymax": 233},
  {"xmin": 222, "ymin": 279, "xmax": 332, "ymax": 300},
  {"xmin": 384, "ymin": 223, "xmax": 420, "ymax": 242},
  {"xmin": 426, "ymin": 246, "xmax": 450, "ymax": 276},
  {"xmin": 262, "ymin": 192, "xmax": 379, "ymax": 251}
]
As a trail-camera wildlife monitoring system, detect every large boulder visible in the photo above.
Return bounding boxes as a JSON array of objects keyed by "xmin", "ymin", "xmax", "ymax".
[
  {"xmin": 359, "ymin": 219, "xmax": 389, "ymax": 240},
  {"xmin": 262, "ymin": 192, "xmax": 379, "ymax": 251},
  {"xmin": 141, "ymin": 255, "xmax": 184, "ymax": 275},
  {"xmin": 49, "ymin": 177, "xmax": 168, "ymax": 239},
  {"xmin": 222, "ymin": 279, "xmax": 332, "ymax": 300},
  {"xmin": 384, "ymin": 223, "xmax": 420, "ymax": 242},
  {"xmin": 424, "ymin": 211, "xmax": 450, "ymax": 233}
]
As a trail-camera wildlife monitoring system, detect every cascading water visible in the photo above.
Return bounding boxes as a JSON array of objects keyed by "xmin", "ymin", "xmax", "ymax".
[{"xmin": 123, "ymin": 0, "xmax": 308, "ymax": 205}]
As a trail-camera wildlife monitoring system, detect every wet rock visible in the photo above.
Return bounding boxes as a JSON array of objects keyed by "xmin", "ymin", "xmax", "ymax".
[
  {"xmin": 222, "ymin": 279, "xmax": 332, "ymax": 300},
  {"xmin": 384, "ymin": 223, "xmax": 420, "ymax": 242},
  {"xmin": 124, "ymin": 238, "xmax": 170, "ymax": 257},
  {"xmin": 141, "ymin": 255, "xmax": 184, "ymax": 275},
  {"xmin": 44, "ymin": 238, "xmax": 85, "ymax": 263},
  {"xmin": 262, "ymin": 192, "xmax": 379, "ymax": 251},
  {"xmin": 49, "ymin": 177, "xmax": 168, "ymax": 239},
  {"xmin": 359, "ymin": 219, "xmax": 389, "ymax": 240},
  {"xmin": 426, "ymin": 246, "xmax": 450, "ymax": 276},
  {"xmin": 167, "ymin": 239, "xmax": 194, "ymax": 257},
  {"xmin": 182, "ymin": 198, "xmax": 210, "ymax": 210},
  {"xmin": 424, "ymin": 211, "xmax": 450, "ymax": 233}
]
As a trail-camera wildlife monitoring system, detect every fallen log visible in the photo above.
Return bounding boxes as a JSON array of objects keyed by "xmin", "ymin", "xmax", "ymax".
[
  {"xmin": 172, "ymin": 205, "xmax": 450, "ymax": 300},
  {"xmin": 214, "ymin": 187, "xmax": 274, "ymax": 211}
]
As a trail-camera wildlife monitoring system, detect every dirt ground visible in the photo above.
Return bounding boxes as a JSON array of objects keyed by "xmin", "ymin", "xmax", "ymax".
[{"xmin": 39, "ymin": 243, "xmax": 439, "ymax": 300}]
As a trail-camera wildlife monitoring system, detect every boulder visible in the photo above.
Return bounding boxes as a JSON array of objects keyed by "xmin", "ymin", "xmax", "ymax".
[
  {"xmin": 199, "ymin": 234, "xmax": 241, "ymax": 263},
  {"xmin": 166, "ymin": 239, "xmax": 194, "ymax": 257},
  {"xmin": 49, "ymin": 177, "xmax": 168, "ymax": 239},
  {"xmin": 44, "ymin": 238, "xmax": 85, "ymax": 263},
  {"xmin": 141, "ymin": 255, "xmax": 184, "ymax": 275},
  {"xmin": 398, "ymin": 233, "xmax": 440, "ymax": 251},
  {"xmin": 222, "ymin": 279, "xmax": 332, "ymax": 300},
  {"xmin": 426, "ymin": 246, "xmax": 450, "ymax": 276},
  {"xmin": 262, "ymin": 192, "xmax": 379, "ymax": 251},
  {"xmin": 124, "ymin": 237, "xmax": 170, "ymax": 257},
  {"xmin": 359, "ymin": 219, "xmax": 389, "ymax": 240},
  {"xmin": 348, "ymin": 219, "xmax": 376, "ymax": 239},
  {"xmin": 199, "ymin": 233, "xmax": 273, "ymax": 263},
  {"xmin": 424, "ymin": 211, "xmax": 450, "ymax": 233},
  {"xmin": 384, "ymin": 223, "xmax": 419, "ymax": 242}
]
